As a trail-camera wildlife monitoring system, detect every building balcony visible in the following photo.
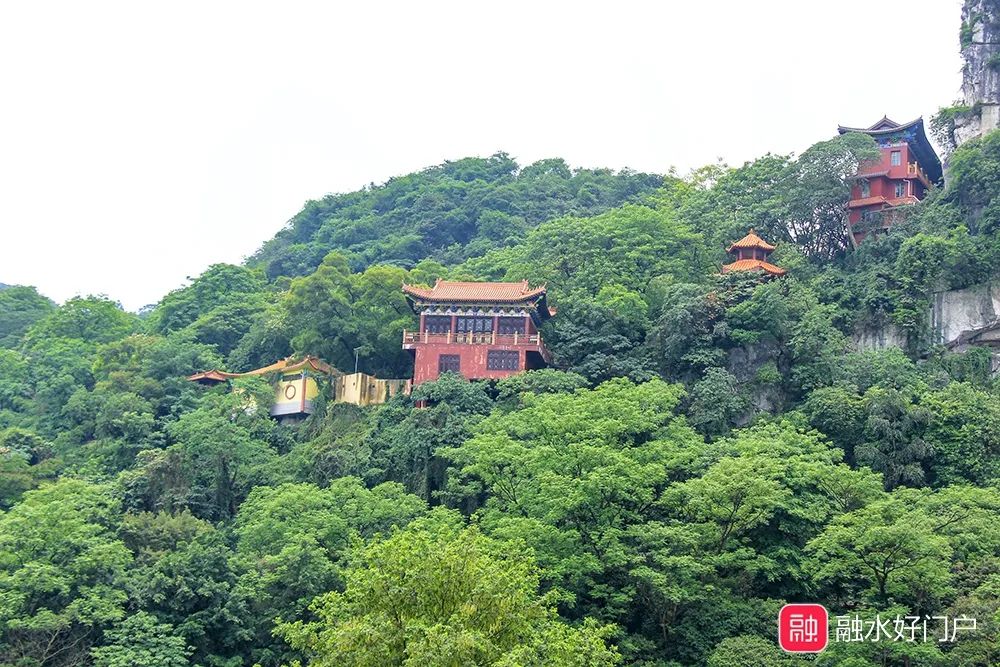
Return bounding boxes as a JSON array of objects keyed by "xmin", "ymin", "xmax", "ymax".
[
  {"xmin": 402, "ymin": 330, "xmax": 543, "ymax": 346},
  {"xmin": 904, "ymin": 162, "xmax": 932, "ymax": 189}
]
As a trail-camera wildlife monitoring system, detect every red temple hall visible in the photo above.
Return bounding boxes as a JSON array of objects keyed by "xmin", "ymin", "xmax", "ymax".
[
  {"xmin": 402, "ymin": 280, "xmax": 553, "ymax": 385},
  {"xmin": 838, "ymin": 117, "xmax": 943, "ymax": 245}
]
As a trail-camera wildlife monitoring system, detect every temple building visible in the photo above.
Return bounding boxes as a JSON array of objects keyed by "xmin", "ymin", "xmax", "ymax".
[
  {"xmin": 188, "ymin": 356, "xmax": 409, "ymax": 416},
  {"xmin": 401, "ymin": 280, "xmax": 553, "ymax": 385},
  {"xmin": 189, "ymin": 355, "xmax": 338, "ymax": 419},
  {"xmin": 721, "ymin": 229, "xmax": 786, "ymax": 277},
  {"xmin": 837, "ymin": 117, "xmax": 943, "ymax": 245}
]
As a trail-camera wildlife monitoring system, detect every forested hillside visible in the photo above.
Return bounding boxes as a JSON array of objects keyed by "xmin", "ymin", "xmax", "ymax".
[
  {"xmin": 247, "ymin": 154, "xmax": 665, "ymax": 279},
  {"xmin": 1, "ymin": 128, "xmax": 1000, "ymax": 666}
]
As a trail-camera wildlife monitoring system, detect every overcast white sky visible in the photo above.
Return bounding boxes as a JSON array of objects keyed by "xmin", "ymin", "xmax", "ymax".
[{"xmin": 0, "ymin": 0, "xmax": 965, "ymax": 310}]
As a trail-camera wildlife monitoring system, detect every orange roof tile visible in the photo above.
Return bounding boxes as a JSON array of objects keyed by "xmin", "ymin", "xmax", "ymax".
[
  {"xmin": 187, "ymin": 355, "xmax": 340, "ymax": 383},
  {"xmin": 726, "ymin": 229, "xmax": 776, "ymax": 253},
  {"xmin": 721, "ymin": 259, "xmax": 787, "ymax": 276},
  {"xmin": 848, "ymin": 196, "xmax": 889, "ymax": 209},
  {"xmin": 402, "ymin": 279, "xmax": 547, "ymax": 303}
]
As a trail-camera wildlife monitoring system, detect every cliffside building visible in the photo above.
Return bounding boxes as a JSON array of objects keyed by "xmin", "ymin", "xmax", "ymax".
[
  {"xmin": 721, "ymin": 230, "xmax": 786, "ymax": 277},
  {"xmin": 838, "ymin": 117, "xmax": 943, "ymax": 245},
  {"xmin": 401, "ymin": 280, "xmax": 553, "ymax": 385}
]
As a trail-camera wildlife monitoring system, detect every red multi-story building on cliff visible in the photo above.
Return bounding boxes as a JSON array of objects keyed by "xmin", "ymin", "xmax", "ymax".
[
  {"xmin": 402, "ymin": 280, "xmax": 553, "ymax": 385},
  {"xmin": 838, "ymin": 117, "xmax": 943, "ymax": 245}
]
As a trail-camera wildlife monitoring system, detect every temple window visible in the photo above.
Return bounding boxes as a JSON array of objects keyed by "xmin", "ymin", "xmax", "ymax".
[
  {"xmin": 424, "ymin": 315, "xmax": 452, "ymax": 334},
  {"xmin": 456, "ymin": 316, "xmax": 493, "ymax": 333},
  {"xmin": 861, "ymin": 179, "xmax": 870, "ymax": 197},
  {"xmin": 895, "ymin": 182, "xmax": 906, "ymax": 198},
  {"xmin": 497, "ymin": 317, "xmax": 525, "ymax": 335},
  {"xmin": 438, "ymin": 354, "xmax": 461, "ymax": 374},
  {"xmin": 487, "ymin": 350, "xmax": 520, "ymax": 371},
  {"xmin": 890, "ymin": 151, "xmax": 901, "ymax": 166}
]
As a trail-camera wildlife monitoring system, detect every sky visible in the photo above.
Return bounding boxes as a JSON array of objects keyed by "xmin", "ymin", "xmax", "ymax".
[{"xmin": 0, "ymin": 0, "xmax": 966, "ymax": 311}]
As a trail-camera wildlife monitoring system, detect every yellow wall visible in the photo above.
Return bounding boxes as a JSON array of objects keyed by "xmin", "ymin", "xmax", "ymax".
[
  {"xmin": 271, "ymin": 374, "xmax": 323, "ymax": 416},
  {"xmin": 334, "ymin": 372, "xmax": 409, "ymax": 407}
]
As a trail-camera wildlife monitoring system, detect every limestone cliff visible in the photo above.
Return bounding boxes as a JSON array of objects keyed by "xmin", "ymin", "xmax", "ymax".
[{"xmin": 951, "ymin": 0, "xmax": 1000, "ymax": 146}]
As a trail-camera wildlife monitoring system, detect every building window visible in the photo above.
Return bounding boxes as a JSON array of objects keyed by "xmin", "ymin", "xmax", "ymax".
[
  {"xmin": 497, "ymin": 317, "xmax": 526, "ymax": 335},
  {"xmin": 424, "ymin": 315, "xmax": 452, "ymax": 334},
  {"xmin": 456, "ymin": 316, "xmax": 493, "ymax": 333},
  {"xmin": 438, "ymin": 354, "xmax": 461, "ymax": 374},
  {"xmin": 890, "ymin": 150, "xmax": 901, "ymax": 166},
  {"xmin": 487, "ymin": 350, "xmax": 520, "ymax": 371},
  {"xmin": 895, "ymin": 182, "xmax": 906, "ymax": 198},
  {"xmin": 860, "ymin": 179, "xmax": 870, "ymax": 198}
]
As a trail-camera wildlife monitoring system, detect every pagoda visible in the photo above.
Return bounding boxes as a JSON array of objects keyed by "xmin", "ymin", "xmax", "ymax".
[
  {"xmin": 721, "ymin": 230, "xmax": 786, "ymax": 277},
  {"xmin": 401, "ymin": 280, "xmax": 553, "ymax": 385},
  {"xmin": 838, "ymin": 117, "xmax": 943, "ymax": 245}
]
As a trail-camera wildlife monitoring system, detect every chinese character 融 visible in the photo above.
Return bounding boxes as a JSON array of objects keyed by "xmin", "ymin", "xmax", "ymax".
[
  {"xmin": 779, "ymin": 604, "xmax": 829, "ymax": 653},
  {"xmin": 789, "ymin": 613, "xmax": 819, "ymax": 643}
]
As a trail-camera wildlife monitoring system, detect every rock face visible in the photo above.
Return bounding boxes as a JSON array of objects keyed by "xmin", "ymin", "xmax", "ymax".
[
  {"xmin": 853, "ymin": 323, "xmax": 908, "ymax": 353},
  {"xmin": 955, "ymin": 0, "xmax": 1000, "ymax": 146},
  {"xmin": 929, "ymin": 279, "xmax": 1000, "ymax": 349},
  {"xmin": 853, "ymin": 279, "xmax": 1000, "ymax": 374}
]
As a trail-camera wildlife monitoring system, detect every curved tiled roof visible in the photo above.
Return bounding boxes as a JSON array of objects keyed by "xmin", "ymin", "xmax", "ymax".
[
  {"xmin": 837, "ymin": 116, "xmax": 917, "ymax": 135},
  {"xmin": 402, "ymin": 279, "xmax": 547, "ymax": 303},
  {"xmin": 837, "ymin": 116, "xmax": 942, "ymax": 185},
  {"xmin": 721, "ymin": 259, "xmax": 787, "ymax": 276},
  {"xmin": 726, "ymin": 229, "xmax": 776, "ymax": 253},
  {"xmin": 187, "ymin": 355, "xmax": 340, "ymax": 384}
]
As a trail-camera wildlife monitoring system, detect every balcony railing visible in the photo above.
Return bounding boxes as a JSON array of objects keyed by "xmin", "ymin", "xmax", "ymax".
[
  {"xmin": 402, "ymin": 330, "xmax": 542, "ymax": 346},
  {"xmin": 906, "ymin": 162, "xmax": 931, "ymax": 188}
]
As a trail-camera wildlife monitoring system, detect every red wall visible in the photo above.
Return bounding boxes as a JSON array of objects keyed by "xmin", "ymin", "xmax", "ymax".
[{"xmin": 410, "ymin": 342, "xmax": 547, "ymax": 384}]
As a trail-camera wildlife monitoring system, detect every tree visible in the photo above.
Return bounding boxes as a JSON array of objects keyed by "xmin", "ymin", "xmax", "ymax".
[
  {"xmin": 366, "ymin": 374, "xmax": 492, "ymax": 502},
  {"xmin": 232, "ymin": 479, "xmax": 427, "ymax": 665},
  {"xmin": 781, "ymin": 132, "xmax": 880, "ymax": 259},
  {"xmin": 162, "ymin": 382, "xmax": 280, "ymax": 520},
  {"xmin": 807, "ymin": 495, "xmax": 951, "ymax": 606},
  {"xmin": 90, "ymin": 613, "xmax": 191, "ymax": 667},
  {"xmin": 150, "ymin": 263, "xmax": 267, "ymax": 334},
  {"xmin": 544, "ymin": 285, "xmax": 656, "ymax": 384},
  {"xmin": 0, "ymin": 285, "xmax": 54, "ymax": 349},
  {"xmin": 686, "ymin": 367, "xmax": 750, "ymax": 437},
  {"xmin": 276, "ymin": 510, "xmax": 620, "ymax": 666},
  {"xmin": 25, "ymin": 295, "xmax": 138, "ymax": 345},
  {"xmin": 125, "ymin": 529, "xmax": 246, "ymax": 665},
  {"xmin": 672, "ymin": 456, "xmax": 790, "ymax": 554},
  {"xmin": 856, "ymin": 387, "xmax": 932, "ymax": 490},
  {"xmin": 0, "ymin": 480, "xmax": 131, "ymax": 666},
  {"xmin": 921, "ymin": 382, "xmax": 1000, "ymax": 486},
  {"xmin": 465, "ymin": 202, "xmax": 708, "ymax": 298},
  {"xmin": 285, "ymin": 254, "xmax": 416, "ymax": 378},
  {"xmin": 440, "ymin": 378, "xmax": 709, "ymax": 663},
  {"xmin": 707, "ymin": 635, "xmax": 803, "ymax": 667}
]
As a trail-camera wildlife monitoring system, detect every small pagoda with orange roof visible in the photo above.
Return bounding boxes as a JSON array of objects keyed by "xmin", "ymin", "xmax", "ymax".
[{"xmin": 721, "ymin": 229, "xmax": 786, "ymax": 277}]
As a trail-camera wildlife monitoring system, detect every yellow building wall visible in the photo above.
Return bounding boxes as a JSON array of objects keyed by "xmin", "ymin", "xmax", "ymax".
[
  {"xmin": 334, "ymin": 372, "xmax": 409, "ymax": 407},
  {"xmin": 271, "ymin": 374, "xmax": 323, "ymax": 416}
]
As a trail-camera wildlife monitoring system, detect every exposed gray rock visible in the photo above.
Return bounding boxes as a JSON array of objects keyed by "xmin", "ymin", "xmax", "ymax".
[
  {"xmin": 955, "ymin": 0, "xmax": 1000, "ymax": 145},
  {"xmin": 930, "ymin": 279, "xmax": 1000, "ymax": 348},
  {"xmin": 852, "ymin": 323, "xmax": 908, "ymax": 352}
]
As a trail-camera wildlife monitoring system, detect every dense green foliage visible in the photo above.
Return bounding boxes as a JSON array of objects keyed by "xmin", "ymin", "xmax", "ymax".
[
  {"xmin": 1, "ymin": 131, "xmax": 999, "ymax": 666},
  {"xmin": 247, "ymin": 154, "xmax": 665, "ymax": 279}
]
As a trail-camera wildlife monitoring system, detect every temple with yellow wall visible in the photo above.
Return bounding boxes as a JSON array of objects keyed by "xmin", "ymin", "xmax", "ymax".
[
  {"xmin": 188, "ymin": 356, "xmax": 339, "ymax": 418},
  {"xmin": 188, "ymin": 355, "xmax": 409, "ymax": 416}
]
